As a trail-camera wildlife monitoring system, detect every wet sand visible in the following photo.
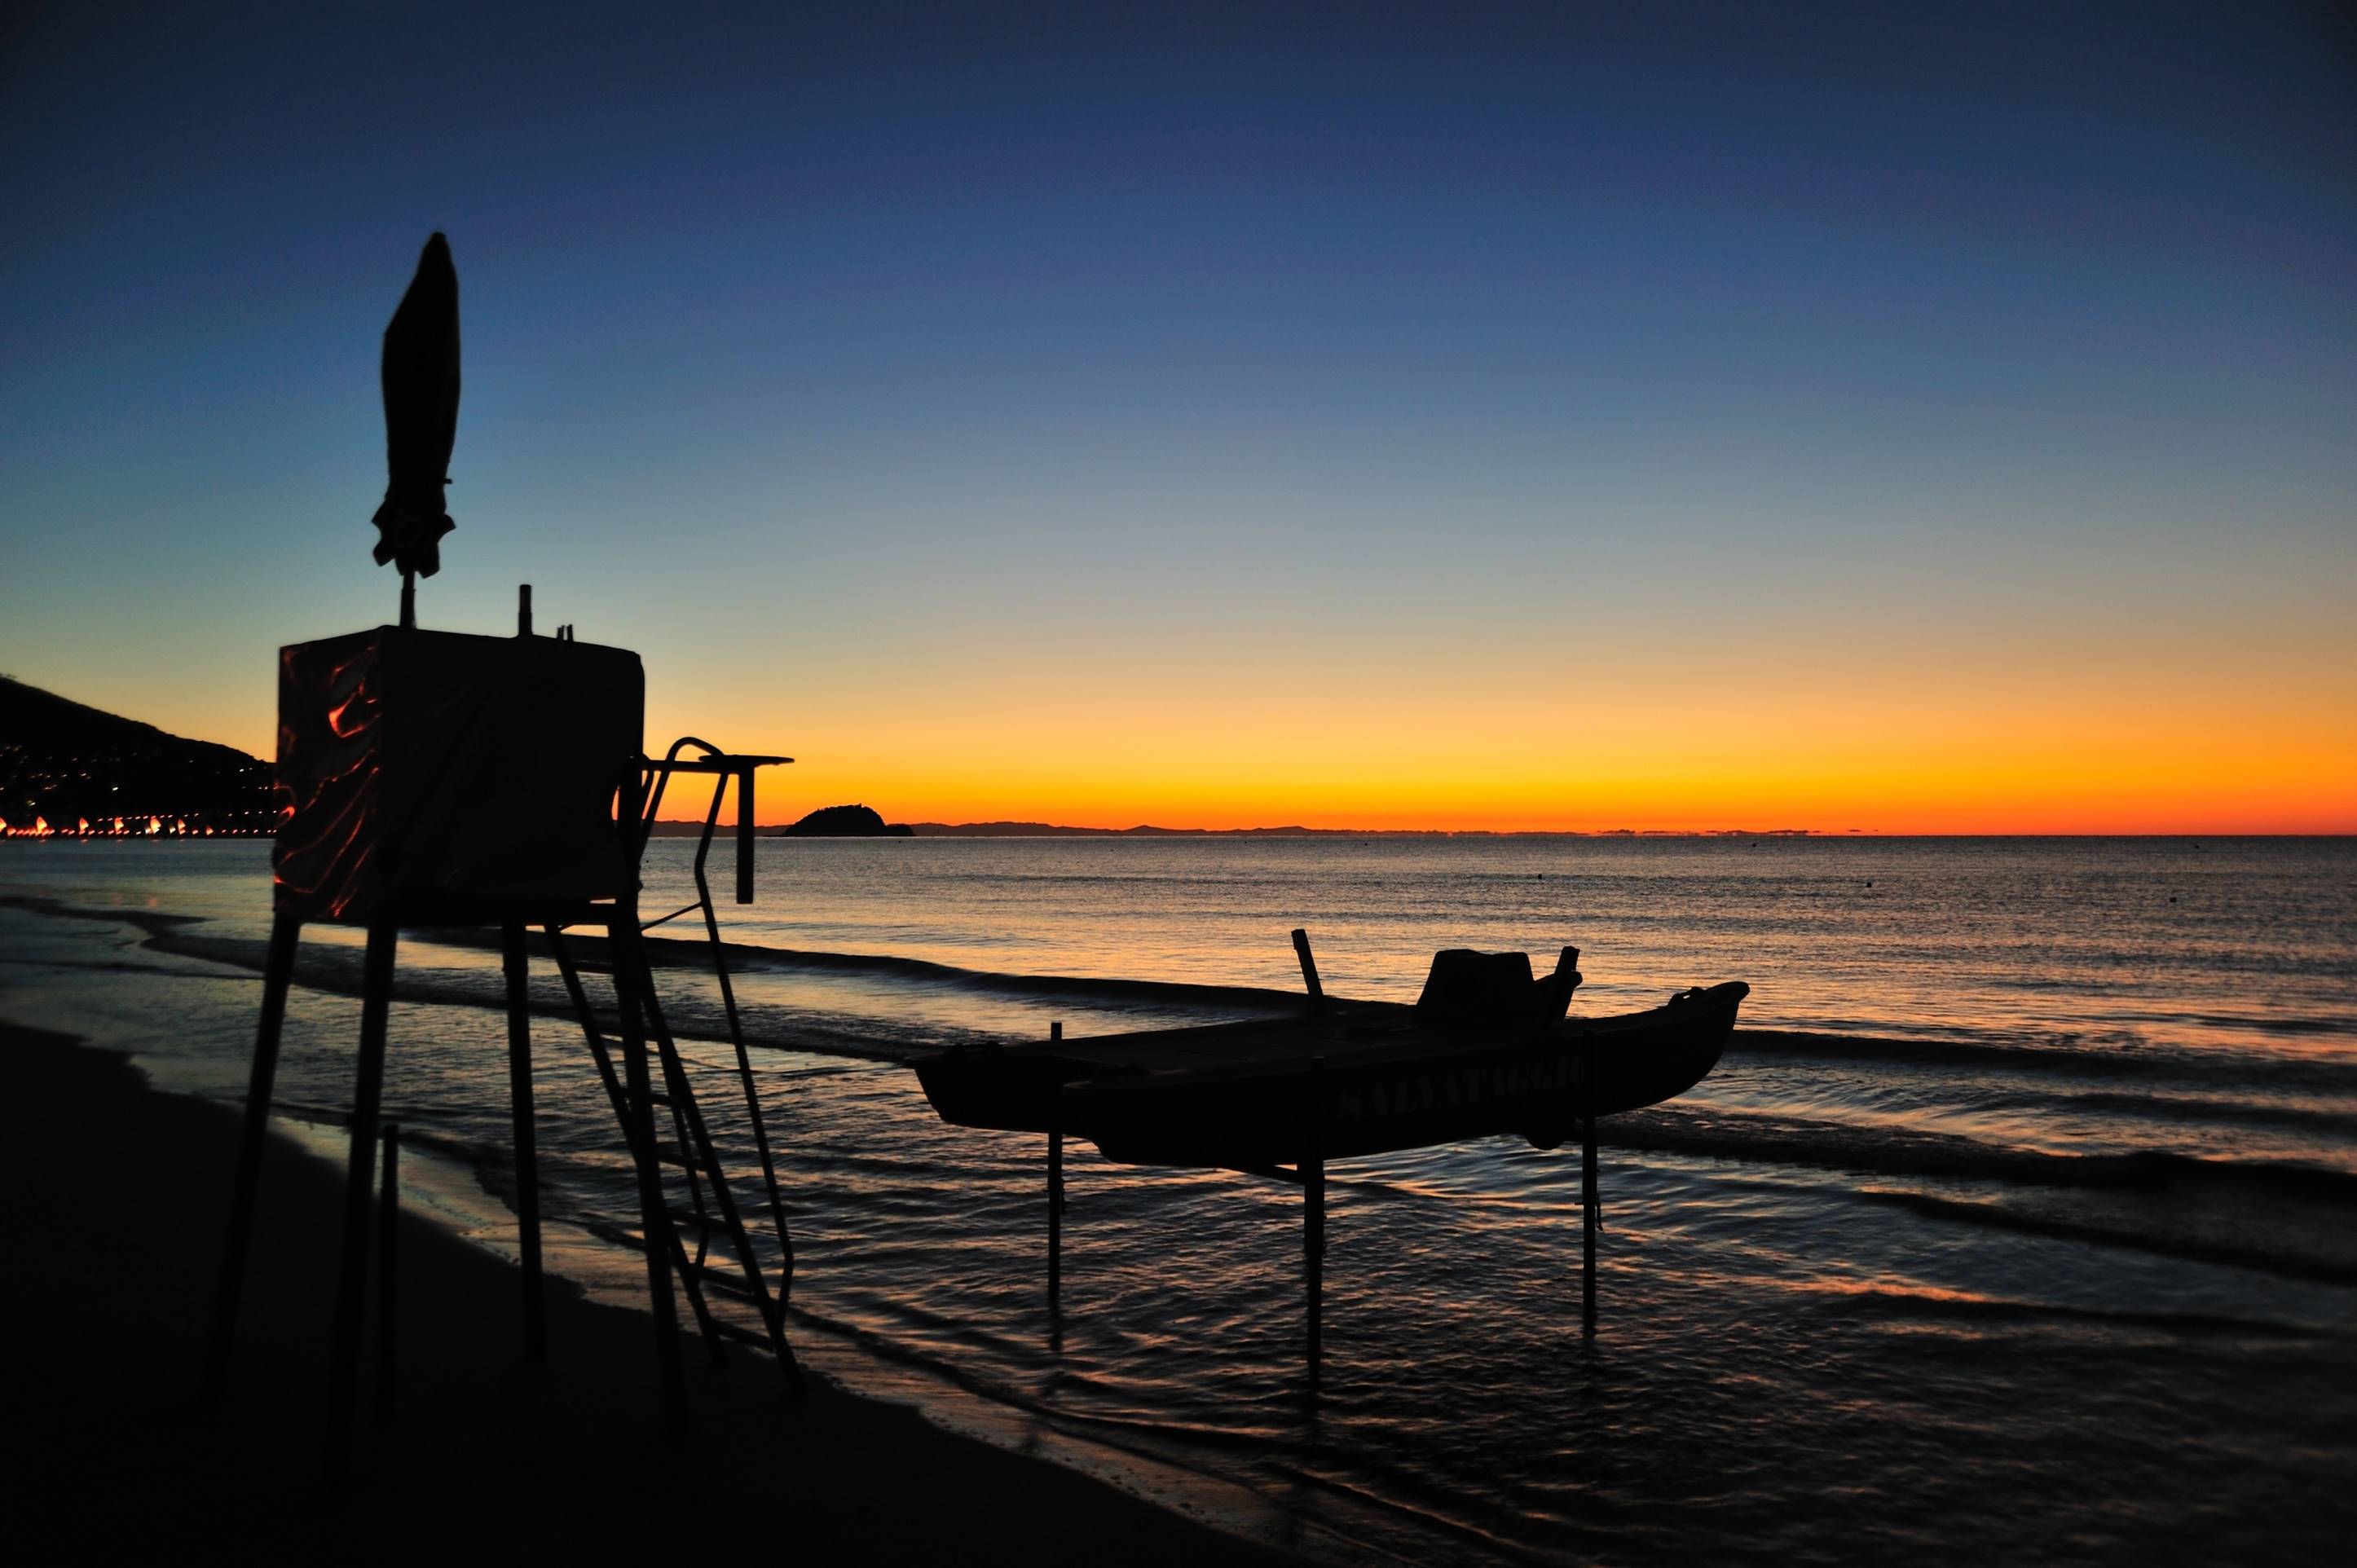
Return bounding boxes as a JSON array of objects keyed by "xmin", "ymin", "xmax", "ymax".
[{"xmin": 0, "ymin": 1018, "xmax": 1301, "ymax": 1565}]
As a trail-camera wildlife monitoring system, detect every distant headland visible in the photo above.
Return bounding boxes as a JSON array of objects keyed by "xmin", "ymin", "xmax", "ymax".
[{"xmin": 0, "ymin": 674, "xmax": 273, "ymax": 837}]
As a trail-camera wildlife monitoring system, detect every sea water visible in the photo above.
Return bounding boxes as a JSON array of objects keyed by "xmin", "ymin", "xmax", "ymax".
[{"xmin": 2, "ymin": 835, "xmax": 2353, "ymax": 1563}]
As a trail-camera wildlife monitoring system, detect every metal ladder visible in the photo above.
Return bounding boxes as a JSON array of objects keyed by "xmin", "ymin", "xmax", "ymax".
[{"xmin": 548, "ymin": 739, "xmax": 804, "ymax": 1389}]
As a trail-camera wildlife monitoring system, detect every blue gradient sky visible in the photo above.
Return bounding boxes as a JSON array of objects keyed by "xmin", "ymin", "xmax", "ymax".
[{"xmin": 4, "ymin": 2, "xmax": 2352, "ymax": 827}]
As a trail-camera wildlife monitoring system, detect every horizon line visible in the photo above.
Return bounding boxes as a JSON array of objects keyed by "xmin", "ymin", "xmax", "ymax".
[{"xmin": 647, "ymin": 819, "xmax": 2357, "ymax": 839}]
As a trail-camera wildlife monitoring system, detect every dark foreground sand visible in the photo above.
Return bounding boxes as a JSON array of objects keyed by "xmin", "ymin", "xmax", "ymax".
[{"xmin": 0, "ymin": 1020, "xmax": 1300, "ymax": 1565}]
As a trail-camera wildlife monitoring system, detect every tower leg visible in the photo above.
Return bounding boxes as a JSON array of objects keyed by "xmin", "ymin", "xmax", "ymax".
[
  {"xmin": 327, "ymin": 923, "xmax": 397, "ymax": 1480},
  {"xmin": 377, "ymin": 1123, "xmax": 399, "ymax": 1421},
  {"xmin": 612, "ymin": 910, "xmax": 688, "ymax": 1428},
  {"xmin": 204, "ymin": 912, "xmax": 300, "ymax": 1403},
  {"xmin": 502, "ymin": 923, "xmax": 546, "ymax": 1360}
]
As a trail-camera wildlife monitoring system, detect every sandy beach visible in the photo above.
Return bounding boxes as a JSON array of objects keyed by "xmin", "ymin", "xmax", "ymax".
[{"xmin": 0, "ymin": 1017, "xmax": 1301, "ymax": 1565}]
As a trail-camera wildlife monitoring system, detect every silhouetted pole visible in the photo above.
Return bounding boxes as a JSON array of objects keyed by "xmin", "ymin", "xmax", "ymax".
[
  {"xmin": 516, "ymin": 584, "xmax": 532, "ymax": 636},
  {"xmin": 327, "ymin": 923, "xmax": 398, "ymax": 1480},
  {"xmin": 399, "ymin": 571, "xmax": 415, "ymax": 630},
  {"xmin": 204, "ymin": 911, "xmax": 300, "ymax": 1403},
  {"xmin": 502, "ymin": 923, "xmax": 546, "ymax": 1360},
  {"xmin": 377, "ymin": 1122, "xmax": 399, "ymax": 1421},
  {"xmin": 1582, "ymin": 1037, "xmax": 1598, "ymax": 1337},
  {"xmin": 1306, "ymin": 1055, "xmax": 1326, "ymax": 1375},
  {"xmin": 1048, "ymin": 1020, "xmax": 1064, "ymax": 1310},
  {"xmin": 735, "ymin": 765, "xmax": 756, "ymax": 905},
  {"xmin": 1291, "ymin": 927, "xmax": 1324, "ymax": 1007}
]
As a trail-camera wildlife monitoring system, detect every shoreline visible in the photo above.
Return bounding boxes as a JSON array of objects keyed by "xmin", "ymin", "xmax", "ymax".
[
  {"xmin": 5, "ymin": 847, "xmax": 2355, "ymax": 1562},
  {"xmin": 0, "ymin": 1015, "xmax": 1311, "ymax": 1564}
]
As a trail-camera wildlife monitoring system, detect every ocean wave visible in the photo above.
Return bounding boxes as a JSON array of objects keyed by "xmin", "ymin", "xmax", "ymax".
[
  {"xmin": 1798, "ymin": 1275, "xmax": 2350, "ymax": 1334},
  {"xmin": 1606, "ymin": 1101, "xmax": 2357, "ymax": 1283},
  {"xmin": 2033, "ymin": 1087, "xmax": 2356, "ymax": 1136},
  {"xmin": 1846, "ymin": 1189, "xmax": 2357, "ymax": 1289},
  {"xmin": 464, "ymin": 926, "xmax": 1315, "ymax": 1014},
  {"xmin": 0, "ymin": 901, "xmax": 1001, "ymax": 1064},
  {"xmin": 1731, "ymin": 1027, "xmax": 2357, "ymax": 1093},
  {"xmin": 1610, "ymin": 1102, "xmax": 2357, "ymax": 1207}
]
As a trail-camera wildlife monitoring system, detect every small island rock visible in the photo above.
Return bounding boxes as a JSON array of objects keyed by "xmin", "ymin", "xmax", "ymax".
[{"xmin": 778, "ymin": 804, "xmax": 913, "ymax": 838}]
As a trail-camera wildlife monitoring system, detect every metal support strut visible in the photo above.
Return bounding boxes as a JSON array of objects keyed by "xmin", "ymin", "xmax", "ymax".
[
  {"xmin": 203, "ymin": 912, "xmax": 300, "ymax": 1405},
  {"xmin": 608, "ymin": 905, "xmax": 690, "ymax": 1427},
  {"xmin": 377, "ymin": 1122, "xmax": 399, "ymax": 1421},
  {"xmin": 325, "ymin": 923, "xmax": 397, "ymax": 1480}
]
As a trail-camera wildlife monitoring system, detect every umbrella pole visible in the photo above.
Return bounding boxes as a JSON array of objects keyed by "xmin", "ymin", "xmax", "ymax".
[{"xmin": 399, "ymin": 570, "xmax": 416, "ymax": 629}]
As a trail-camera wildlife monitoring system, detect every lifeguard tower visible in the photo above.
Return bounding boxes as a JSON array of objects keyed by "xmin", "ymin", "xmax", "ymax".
[{"xmin": 203, "ymin": 235, "xmax": 801, "ymax": 1469}]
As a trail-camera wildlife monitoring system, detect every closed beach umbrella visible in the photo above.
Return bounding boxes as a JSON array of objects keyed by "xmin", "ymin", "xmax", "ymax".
[{"xmin": 370, "ymin": 232, "xmax": 460, "ymax": 592}]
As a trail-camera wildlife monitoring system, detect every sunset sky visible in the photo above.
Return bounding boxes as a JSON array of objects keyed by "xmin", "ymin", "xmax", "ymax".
[{"xmin": 3, "ymin": 2, "xmax": 2352, "ymax": 831}]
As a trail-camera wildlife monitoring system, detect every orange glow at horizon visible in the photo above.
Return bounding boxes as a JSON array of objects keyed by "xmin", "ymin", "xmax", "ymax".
[
  {"xmin": 99, "ymin": 550, "xmax": 2357, "ymax": 839},
  {"xmin": 140, "ymin": 677, "xmax": 2357, "ymax": 837},
  {"xmin": 636, "ymin": 633, "xmax": 2357, "ymax": 836}
]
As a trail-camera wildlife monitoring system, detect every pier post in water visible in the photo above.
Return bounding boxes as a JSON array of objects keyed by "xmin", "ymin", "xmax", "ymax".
[
  {"xmin": 1581, "ymin": 1036, "xmax": 1598, "ymax": 1336},
  {"xmin": 1048, "ymin": 1021, "xmax": 1064, "ymax": 1310},
  {"xmin": 1306, "ymin": 1055, "xmax": 1327, "ymax": 1372}
]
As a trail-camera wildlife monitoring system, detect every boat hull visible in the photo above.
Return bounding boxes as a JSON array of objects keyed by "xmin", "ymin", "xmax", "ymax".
[{"xmin": 912, "ymin": 981, "xmax": 1747, "ymax": 1169}]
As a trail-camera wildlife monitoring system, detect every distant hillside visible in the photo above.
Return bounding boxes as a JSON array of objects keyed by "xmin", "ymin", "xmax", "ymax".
[{"xmin": 0, "ymin": 676, "xmax": 275, "ymax": 835}]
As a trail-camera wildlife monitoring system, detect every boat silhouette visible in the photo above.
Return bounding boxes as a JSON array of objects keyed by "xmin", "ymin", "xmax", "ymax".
[{"xmin": 915, "ymin": 945, "xmax": 1746, "ymax": 1169}]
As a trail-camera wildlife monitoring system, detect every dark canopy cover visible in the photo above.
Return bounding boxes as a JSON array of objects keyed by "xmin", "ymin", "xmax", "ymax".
[{"xmin": 370, "ymin": 233, "xmax": 460, "ymax": 578}]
